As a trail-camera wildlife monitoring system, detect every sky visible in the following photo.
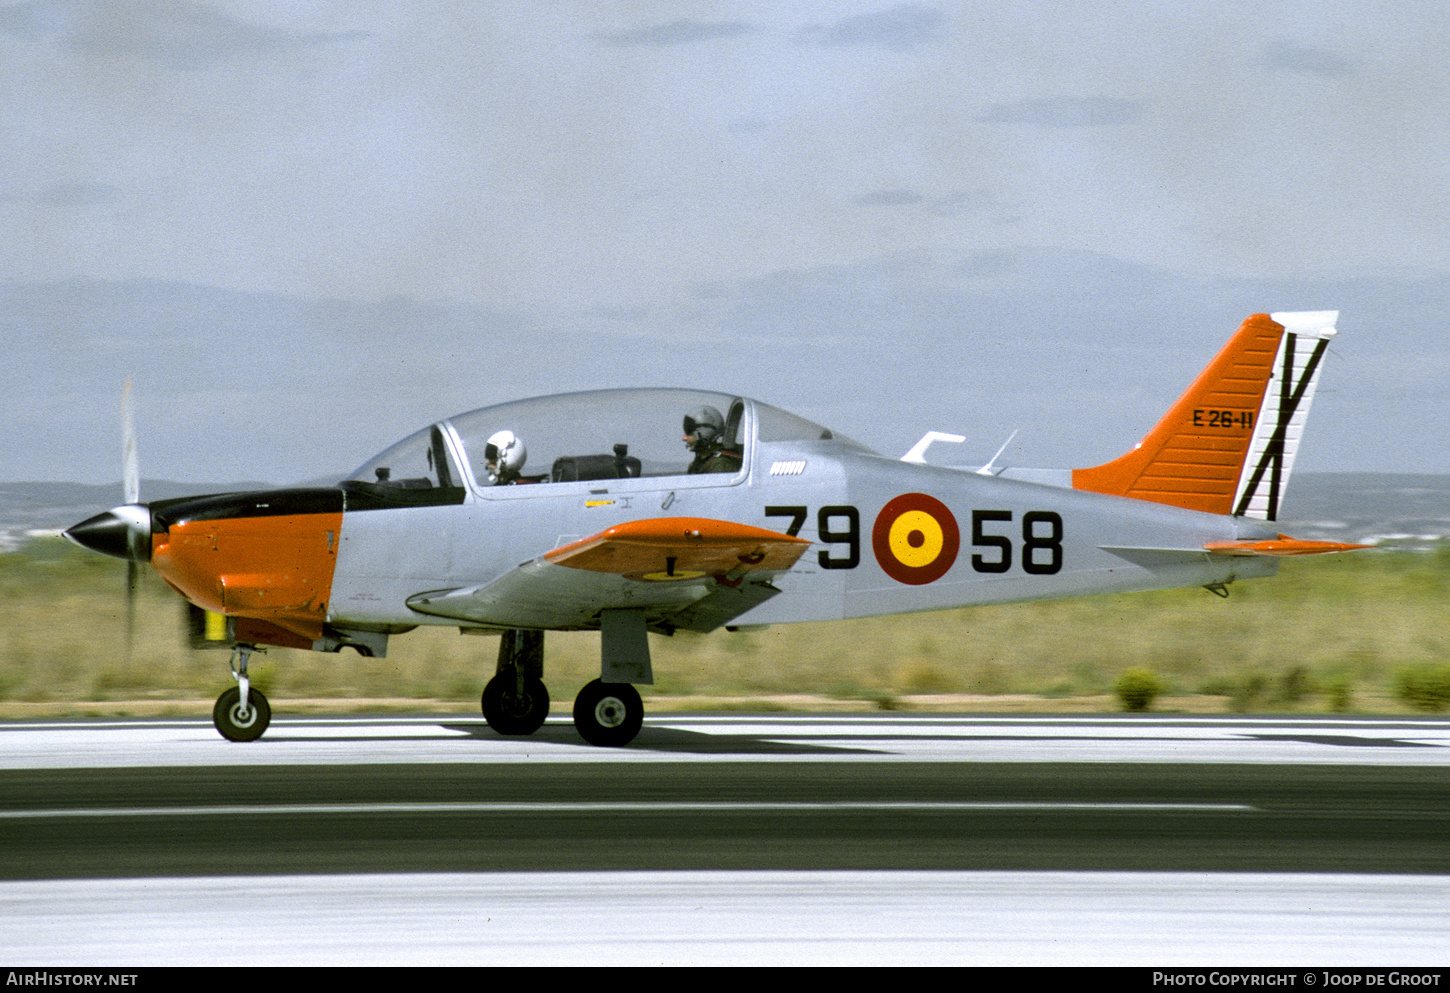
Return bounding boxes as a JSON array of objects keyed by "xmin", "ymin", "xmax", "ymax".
[{"xmin": 3, "ymin": 1, "xmax": 1448, "ymax": 485}]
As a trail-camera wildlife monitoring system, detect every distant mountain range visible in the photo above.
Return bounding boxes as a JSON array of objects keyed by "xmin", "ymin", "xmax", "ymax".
[{"xmin": 4, "ymin": 474, "xmax": 1447, "ymax": 555}]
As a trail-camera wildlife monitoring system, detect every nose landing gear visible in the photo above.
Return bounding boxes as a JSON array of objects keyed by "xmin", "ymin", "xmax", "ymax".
[{"xmin": 213, "ymin": 644, "xmax": 271, "ymax": 742}]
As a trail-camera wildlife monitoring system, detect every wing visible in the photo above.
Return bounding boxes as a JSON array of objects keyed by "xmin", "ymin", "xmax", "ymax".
[{"xmin": 405, "ymin": 517, "xmax": 811, "ymax": 632}]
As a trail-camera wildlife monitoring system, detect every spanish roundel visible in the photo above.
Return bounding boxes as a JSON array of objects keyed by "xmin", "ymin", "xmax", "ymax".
[{"xmin": 872, "ymin": 493, "xmax": 960, "ymax": 585}]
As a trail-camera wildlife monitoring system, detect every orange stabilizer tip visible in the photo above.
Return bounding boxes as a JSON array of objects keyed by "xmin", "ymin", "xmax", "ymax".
[{"xmin": 1204, "ymin": 535, "xmax": 1373, "ymax": 557}]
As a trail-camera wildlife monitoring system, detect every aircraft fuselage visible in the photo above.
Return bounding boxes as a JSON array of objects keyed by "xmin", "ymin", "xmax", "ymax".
[{"xmin": 143, "ymin": 438, "xmax": 1278, "ymax": 649}]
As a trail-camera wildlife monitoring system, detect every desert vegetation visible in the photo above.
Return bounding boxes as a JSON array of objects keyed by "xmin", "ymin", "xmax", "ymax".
[{"xmin": 1, "ymin": 535, "xmax": 1447, "ymax": 715}]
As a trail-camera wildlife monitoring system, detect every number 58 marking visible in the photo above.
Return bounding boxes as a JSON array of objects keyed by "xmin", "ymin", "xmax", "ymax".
[{"xmin": 971, "ymin": 510, "xmax": 1063, "ymax": 575}]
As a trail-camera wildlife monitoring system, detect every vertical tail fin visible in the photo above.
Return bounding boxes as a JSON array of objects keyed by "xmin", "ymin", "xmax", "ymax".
[{"xmin": 1072, "ymin": 311, "xmax": 1337, "ymax": 520}]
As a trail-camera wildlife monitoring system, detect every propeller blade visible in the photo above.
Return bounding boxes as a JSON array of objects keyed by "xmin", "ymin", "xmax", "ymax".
[
  {"xmin": 126, "ymin": 560, "xmax": 138, "ymax": 659},
  {"xmin": 121, "ymin": 377, "xmax": 139, "ymax": 656},
  {"xmin": 122, "ymin": 376, "xmax": 139, "ymax": 505}
]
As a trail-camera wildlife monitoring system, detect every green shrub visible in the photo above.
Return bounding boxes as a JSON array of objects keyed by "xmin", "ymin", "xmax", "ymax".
[
  {"xmin": 1115, "ymin": 668, "xmax": 1164, "ymax": 712},
  {"xmin": 1326, "ymin": 674, "xmax": 1354, "ymax": 713},
  {"xmin": 1394, "ymin": 664, "xmax": 1450, "ymax": 712},
  {"xmin": 1230, "ymin": 673, "xmax": 1268, "ymax": 713},
  {"xmin": 1196, "ymin": 676, "xmax": 1236, "ymax": 697},
  {"xmin": 1274, "ymin": 665, "xmax": 1313, "ymax": 705}
]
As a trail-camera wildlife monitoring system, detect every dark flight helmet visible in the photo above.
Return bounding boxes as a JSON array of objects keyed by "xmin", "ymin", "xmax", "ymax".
[{"xmin": 683, "ymin": 405, "xmax": 725, "ymax": 445}]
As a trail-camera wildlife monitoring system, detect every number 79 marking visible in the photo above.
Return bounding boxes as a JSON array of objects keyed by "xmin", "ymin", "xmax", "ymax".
[{"xmin": 765, "ymin": 505, "xmax": 858, "ymax": 569}]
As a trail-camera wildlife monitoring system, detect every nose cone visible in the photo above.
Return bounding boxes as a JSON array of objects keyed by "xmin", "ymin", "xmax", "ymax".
[{"xmin": 64, "ymin": 504, "xmax": 152, "ymax": 562}]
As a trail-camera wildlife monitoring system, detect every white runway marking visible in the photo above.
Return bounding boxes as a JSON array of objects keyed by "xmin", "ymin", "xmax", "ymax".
[
  {"xmin": 3, "ymin": 871, "xmax": 1447, "ymax": 966},
  {"xmin": 1, "ymin": 714, "xmax": 1446, "ymax": 768},
  {"xmin": 0, "ymin": 800, "xmax": 1257, "ymax": 819}
]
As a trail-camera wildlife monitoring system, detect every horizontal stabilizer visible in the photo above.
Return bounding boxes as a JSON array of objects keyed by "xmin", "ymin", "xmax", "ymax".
[
  {"xmin": 1099, "ymin": 545, "xmax": 1212, "ymax": 567},
  {"xmin": 1204, "ymin": 535, "xmax": 1371, "ymax": 557}
]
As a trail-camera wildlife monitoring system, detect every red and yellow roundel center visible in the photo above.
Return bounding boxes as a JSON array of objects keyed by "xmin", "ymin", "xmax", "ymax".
[{"xmin": 872, "ymin": 493, "xmax": 960, "ymax": 585}]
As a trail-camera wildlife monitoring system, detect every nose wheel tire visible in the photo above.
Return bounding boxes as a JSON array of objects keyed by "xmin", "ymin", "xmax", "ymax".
[
  {"xmin": 482, "ymin": 674, "xmax": 551, "ymax": 735},
  {"xmin": 213, "ymin": 686, "xmax": 271, "ymax": 742},
  {"xmin": 573, "ymin": 679, "xmax": 643, "ymax": 746}
]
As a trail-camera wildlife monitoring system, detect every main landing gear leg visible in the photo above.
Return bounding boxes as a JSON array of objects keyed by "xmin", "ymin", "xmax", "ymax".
[
  {"xmin": 213, "ymin": 644, "xmax": 271, "ymax": 742},
  {"xmin": 482, "ymin": 629, "xmax": 550, "ymax": 735},
  {"xmin": 573, "ymin": 609, "xmax": 650, "ymax": 746}
]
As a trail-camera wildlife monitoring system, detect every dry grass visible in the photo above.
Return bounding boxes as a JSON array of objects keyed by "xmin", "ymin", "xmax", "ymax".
[{"xmin": 2, "ymin": 536, "xmax": 1447, "ymax": 716}]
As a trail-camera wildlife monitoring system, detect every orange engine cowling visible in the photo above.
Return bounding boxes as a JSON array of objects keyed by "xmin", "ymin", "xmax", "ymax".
[{"xmin": 149, "ymin": 489, "xmax": 345, "ymax": 645}]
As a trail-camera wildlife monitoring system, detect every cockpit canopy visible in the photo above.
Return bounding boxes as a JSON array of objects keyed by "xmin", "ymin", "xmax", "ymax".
[{"xmin": 344, "ymin": 388, "xmax": 870, "ymax": 505}]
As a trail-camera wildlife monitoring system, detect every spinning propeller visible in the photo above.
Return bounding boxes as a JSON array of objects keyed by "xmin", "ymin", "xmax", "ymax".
[
  {"xmin": 122, "ymin": 378, "xmax": 140, "ymax": 656},
  {"xmin": 64, "ymin": 379, "xmax": 151, "ymax": 657}
]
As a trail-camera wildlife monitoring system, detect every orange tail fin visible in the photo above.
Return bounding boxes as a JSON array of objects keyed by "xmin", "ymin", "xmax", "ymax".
[{"xmin": 1072, "ymin": 311, "xmax": 1337, "ymax": 520}]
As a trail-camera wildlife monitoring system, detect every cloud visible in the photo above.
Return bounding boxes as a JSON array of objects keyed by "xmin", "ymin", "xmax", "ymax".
[
  {"xmin": 1261, "ymin": 39, "xmax": 1354, "ymax": 78},
  {"xmin": 976, "ymin": 97, "xmax": 1143, "ymax": 128},
  {"xmin": 597, "ymin": 19, "xmax": 754, "ymax": 48},
  {"xmin": 37, "ymin": 181, "xmax": 120, "ymax": 208},
  {"xmin": 852, "ymin": 188, "xmax": 1018, "ymax": 223},
  {"xmin": 854, "ymin": 189, "xmax": 924, "ymax": 207},
  {"xmin": 797, "ymin": 3, "xmax": 945, "ymax": 52},
  {"xmin": 928, "ymin": 190, "xmax": 1019, "ymax": 223},
  {"xmin": 0, "ymin": 0, "xmax": 366, "ymax": 71}
]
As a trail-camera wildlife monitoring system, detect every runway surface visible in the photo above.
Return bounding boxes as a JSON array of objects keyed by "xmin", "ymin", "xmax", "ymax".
[{"xmin": 2, "ymin": 712, "xmax": 1448, "ymax": 965}]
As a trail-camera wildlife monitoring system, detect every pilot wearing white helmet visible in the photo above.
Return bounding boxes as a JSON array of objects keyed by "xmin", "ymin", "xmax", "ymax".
[{"xmin": 484, "ymin": 430, "xmax": 527, "ymax": 484}]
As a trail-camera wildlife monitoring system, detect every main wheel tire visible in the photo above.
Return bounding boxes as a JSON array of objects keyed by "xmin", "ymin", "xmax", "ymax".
[
  {"xmin": 572, "ymin": 679, "xmax": 643, "ymax": 746},
  {"xmin": 213, "ymin": 686, "xmax": 271, "ymax": 742},
  {"xmin": 482, "ymin": 673, "xmax": 550, "ymax": 735}
]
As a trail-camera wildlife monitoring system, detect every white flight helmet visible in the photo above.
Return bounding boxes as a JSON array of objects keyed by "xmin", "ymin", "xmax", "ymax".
[{"xmin": 484, "ymin": 430, "xmax": 527, "ymax": 482}]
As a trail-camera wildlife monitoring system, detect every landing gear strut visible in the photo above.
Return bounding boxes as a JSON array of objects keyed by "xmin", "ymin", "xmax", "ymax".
[
  {"xmin": 479, "ymin": 615, "xmax": 651, "ymax": 746},
  {"xmin": 569, "ymin": 609, "xmax": 652, "ymax": 746},
  {"xmin": 214, "ymin": 644, "xmax": 270, "ymax": 742},
  {"xmin": 482, "ymin": 630, "xmax": 550, "ymax": 735}
]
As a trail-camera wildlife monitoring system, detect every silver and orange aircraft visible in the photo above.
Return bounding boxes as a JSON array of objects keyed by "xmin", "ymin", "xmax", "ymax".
[{"xmin": 66, "ymin": 311, "xmax": 1363, "ymax": 745}]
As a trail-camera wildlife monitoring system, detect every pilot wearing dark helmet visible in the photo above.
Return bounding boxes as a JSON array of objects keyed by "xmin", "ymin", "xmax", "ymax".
[{"xmin": 682, "ymin": 405, "xmax": 742, "ymax": 474}]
